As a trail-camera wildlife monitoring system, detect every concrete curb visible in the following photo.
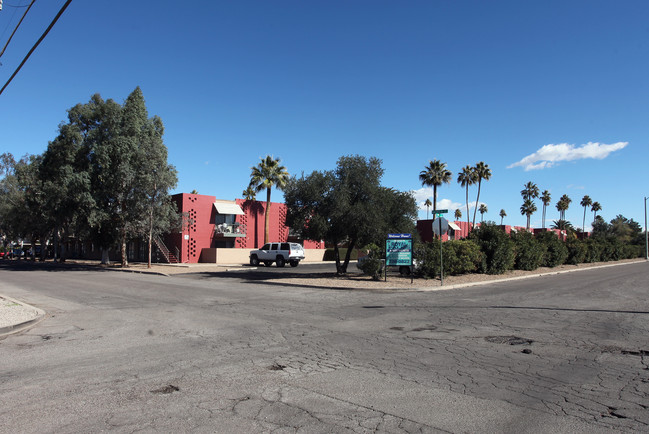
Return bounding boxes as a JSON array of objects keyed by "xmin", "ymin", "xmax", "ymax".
[
  {"xmin": 414, "ymin": 259, "xmax": 647, "ymax": 292},
  {"xmin": 0, "ymin": 295, "xmax": 46, "ymax": 338}
]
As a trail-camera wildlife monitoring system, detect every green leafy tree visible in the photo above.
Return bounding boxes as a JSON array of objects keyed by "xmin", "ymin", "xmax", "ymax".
[
  {"xmin": 66, "ymin": 88, "xmax": 177, "ymax": 266},
  {"xmin": 580, "ymin": 195, "xmax": 592, "ymax": 232},
  {"xmin": 419, "ymin": 160, "xmax": 451, "ymax": 220},
  {"xmin": 540, "ymin": 190, "xmax": 551, "ymax": 229},
  {"xmin": 471, "ymin": 162, "xmax": 491, "ymax": 228},
  {"xmin": 457, "ymin": 165, "xmax": 477, "ymax": 230},
  {"xmin": 135, "ymin": 110, "xmax": 179, "ymax": 269},
  {"xmin": 39, "ymin": 122, "xmax": 93, "ymax": 262},
  {"xmin": 285, "ymin": 155, "xmax": 417, "ymax": 274},
  {"xmin": 249, "ymin": 155, "xmax": 289, "ymax": 245},
  {"xmin": 499, "ymin": 209, "xmax": 506, "ymax": 225}
]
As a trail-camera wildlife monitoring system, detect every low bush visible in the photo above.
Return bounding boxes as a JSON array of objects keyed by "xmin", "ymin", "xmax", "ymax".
[
  {"xmin": 357, "ymin": 243, "xmax": 383, "ymax": 280},
  {"xmin": 469, "ymin": 223, "xmax": 515, "ymax": 274},
  {"xmin": 536, "ymin": 231, "xmax": 568, "ymax": 267},
  {"xmin": 565, "ymin": 238, "xmax": 587, "ymax": 265},
  {"xmin": 511, "ymin": 231, "xmax": 545, "ymax": 271},
  {"xmin": 443, "ymin": 240, "xmax": 483, "ymax": 275},
  {"xmin": 583, "ymin": 238, "xmax": 603, "ymax": 263},
  {"xmin": 414, "ymin": 240, "xmax": 440, "ymax": 279}
]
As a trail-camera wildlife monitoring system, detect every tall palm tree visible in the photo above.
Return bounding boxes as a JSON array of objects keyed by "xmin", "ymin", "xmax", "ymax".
[
  {"xmin": 454, "ymin": 208, "xmax": 462, "ymax": 220},
  {"xmin": 520, "ymin": 182, "xmax": 540, "ymax": 230},
  {"xmin": 520, "ymin": 181, "xmax": 540, "ymax": 201},
  {"xmin": 556, "ymin": 194, "xmax": 572, "ymax": 220},
  {"xmin": 472, "ymin": 162, "xmax": 491, "ymax": 228},
  {"xmin": 419, "ymin": 160, "xmax": 452, "ymax": 221},
  {"xmin": 479, "ymin": 204, "xmax": 488, "ymax": 222},
  {"xmin": 540, "ymin": 190, "xmax": 551, "ymax": 229},
  {"xmin": 249, "ymin": 155, "xmax": 289, "ymax": 244},
  {"xmin": 591, "ymin": 201, "xmax": 602, "ymax": 223},
  {"xmin": 499, "ymin": 209, "xmax": 506, "ymax": 225},
  {"xmin": 580, "ymin": 195, "xmax": 592, "ymax": 232},
  {"xmin": 520, "ymin": 199, "xmax": 537, "ymax": 230},
  {"xmin": 242, "ymin": 185, "xmax": 256, "ymax": 201},
  {"xmin": 424, "ymin": 198, "xmax": 432, "ymax": 219},
  {"xmin": 457, "ymin": 165, "xmax": 477, "ymax": 230}
]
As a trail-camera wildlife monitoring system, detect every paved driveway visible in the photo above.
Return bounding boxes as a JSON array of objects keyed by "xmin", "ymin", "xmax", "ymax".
[{"xmin": 0, "ymin": 260, "xmax": 647, "ymax": 432}]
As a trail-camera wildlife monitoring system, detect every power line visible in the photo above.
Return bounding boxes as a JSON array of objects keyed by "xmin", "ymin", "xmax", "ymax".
[
  {"xmin": 0, "ymin": 0, "xmax": 37, "ymax": 58},
  {"xmin": 0, "ymin": 0, "xmax": 71, "ymax": 97}
]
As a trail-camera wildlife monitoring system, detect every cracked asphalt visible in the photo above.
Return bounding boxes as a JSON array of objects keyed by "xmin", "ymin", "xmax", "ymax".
[{"xmin": 0, "ymin": 260, "xmax": 647, "ymax": 432}]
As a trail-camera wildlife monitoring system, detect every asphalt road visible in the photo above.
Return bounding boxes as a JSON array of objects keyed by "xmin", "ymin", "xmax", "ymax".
[{"xmin": 0, "ymin": 260, "xmax": 647, "ymax": 433}]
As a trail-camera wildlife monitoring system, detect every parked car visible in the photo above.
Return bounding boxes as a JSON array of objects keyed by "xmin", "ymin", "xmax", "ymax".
[{"xmin": 249, "ymin": 242, "xmax": 305, "ymax": 267}]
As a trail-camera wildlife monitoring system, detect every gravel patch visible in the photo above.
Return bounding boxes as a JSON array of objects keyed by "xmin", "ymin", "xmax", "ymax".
[{"xmin": 0, "ymin": 296, "xmax": 40, "ymax": 329}]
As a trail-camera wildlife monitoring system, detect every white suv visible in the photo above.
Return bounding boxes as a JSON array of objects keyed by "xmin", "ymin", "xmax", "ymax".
[{"xmin": 249, "ymin": 242, "xmax": 305, "ymax": 267}]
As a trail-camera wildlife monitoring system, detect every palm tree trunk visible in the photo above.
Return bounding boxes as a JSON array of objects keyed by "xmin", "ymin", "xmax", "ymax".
[
  {"xmin": 465, "ymin": 185, "xmax": 470, "ymax": 232},
  {"xmin": 264, "ymin": 187, "xmax": 271, "ymax": 244},
  {"xmin": 542, "ymin": 205, "xmax": 546, "ymax": 229},
  {"xmin": 432, "ymin": 185, "xmax": 437, "ymax": 222},
  {"xmin": 582, "ymin": 207, "xmax": 587, "ymax": 232},
  {"xmin": 472, "ymin": 180, "xmax": 482, "ymax": 228}
]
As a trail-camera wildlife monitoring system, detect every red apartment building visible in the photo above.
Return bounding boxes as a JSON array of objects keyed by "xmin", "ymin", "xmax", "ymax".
[{"xmin": 163, "ymin": 193, "xmax": 324, "ymax": 264}]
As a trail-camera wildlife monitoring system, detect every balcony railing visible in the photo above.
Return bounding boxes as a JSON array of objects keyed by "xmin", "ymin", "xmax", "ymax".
[{"xmin": 215, "ymin": 222, "xmax": 246, "ymax": 237}]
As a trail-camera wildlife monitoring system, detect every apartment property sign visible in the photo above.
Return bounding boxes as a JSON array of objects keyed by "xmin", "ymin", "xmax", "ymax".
[{"xmin": 386, "ymin": 233, "xmax": 412, "ymax": 266}]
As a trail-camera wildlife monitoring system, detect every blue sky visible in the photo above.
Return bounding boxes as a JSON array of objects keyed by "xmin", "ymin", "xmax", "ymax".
[{"xmin": 1, "ymin": 0, "xmax": 647, "ymax": 229}]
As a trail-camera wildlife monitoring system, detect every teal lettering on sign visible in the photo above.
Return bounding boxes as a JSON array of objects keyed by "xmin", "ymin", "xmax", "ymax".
[{"xmin": 386, "ymin": 238, "xmax": 412, "ymax": 266}]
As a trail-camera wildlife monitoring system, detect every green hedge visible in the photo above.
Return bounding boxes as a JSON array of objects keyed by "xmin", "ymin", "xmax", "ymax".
[{"xmin": 469, "ymin": 223, "xmax": 515, "ymax": 274}]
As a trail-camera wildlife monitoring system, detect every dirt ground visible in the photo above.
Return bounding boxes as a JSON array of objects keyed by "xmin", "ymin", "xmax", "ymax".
[{"xmin": 34, "ymin": 257, "xmax": 646, "ymax": 291}]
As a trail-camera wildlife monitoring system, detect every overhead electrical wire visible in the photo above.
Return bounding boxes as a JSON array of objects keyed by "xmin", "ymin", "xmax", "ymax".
[
  {"xmin": 0, "ymin": 0, "xmax": 72, "ymax": 97},
  {"xmin": 0, "ymin": 0, "xmax": 37, "ymax": 58}
]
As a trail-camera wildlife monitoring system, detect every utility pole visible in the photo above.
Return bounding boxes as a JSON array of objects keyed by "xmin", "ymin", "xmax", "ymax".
[{"xmin": 644, "ymin": 197, "xmax": 649, "ymax": 261}]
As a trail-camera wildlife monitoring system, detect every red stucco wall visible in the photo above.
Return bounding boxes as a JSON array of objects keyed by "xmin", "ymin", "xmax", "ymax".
[{"xmin": 167, "ymin": 193, "xmax": 323, "ymax": 263}]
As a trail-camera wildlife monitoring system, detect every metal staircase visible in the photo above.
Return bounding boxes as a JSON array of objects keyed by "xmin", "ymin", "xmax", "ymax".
[{"xmin": 154, "ymin": 235, "xmax": 179, "ymax": 264}]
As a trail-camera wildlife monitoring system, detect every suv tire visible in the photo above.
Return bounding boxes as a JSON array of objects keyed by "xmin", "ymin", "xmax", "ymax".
[
  {"xmin": 289, "ymin": 260, "xmax": 299, "ymax": 267},
  {"xmin": 250, "ymin": 255, "xmax": 259, "ymax": 266},
  {"xmin": 276, "ymin": 256, "xmax": 286, "ymax": 267}
]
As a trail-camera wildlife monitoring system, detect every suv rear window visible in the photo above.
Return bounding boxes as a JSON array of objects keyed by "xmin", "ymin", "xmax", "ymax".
[{"xmin": 280, "ymin": 243, "xmax": 290, "ymax": 250}]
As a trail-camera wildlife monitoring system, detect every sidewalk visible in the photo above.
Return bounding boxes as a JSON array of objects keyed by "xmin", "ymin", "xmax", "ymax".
[{"xmin": 0, "ymin": 294, "xmax": 46, "ymax": 338}]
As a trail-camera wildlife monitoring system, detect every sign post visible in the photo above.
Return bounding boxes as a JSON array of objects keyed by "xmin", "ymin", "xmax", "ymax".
[
  {"xmin": 386, "ymin": 233, "xmax": 413, "ymax": 283},
  {"xmin": 435, "ymin": 209, "xmax": 448, "ymax": 285}
]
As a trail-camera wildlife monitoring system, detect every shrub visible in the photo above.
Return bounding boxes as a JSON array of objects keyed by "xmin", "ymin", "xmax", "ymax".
[
  {"xmin": 565, "ymin": 238, "xmax": 587, "ymax": 264},
  {"xmin": 357, "ymin": 243, "xmax": 383, "ymax": 280},
  {"xmin": 583, "ymin": 238, "xmax": 603, "ymax": 263},
  {"xmin": 511, "ymin": 231, "xmax": 545, "ymax": 271},
  {"xmin": 469, "ymin": 223, "xmax": 515, "ymax": 274},
  {"xmin": 414, "ymin": 240, "xmax": 440, "ymax": 279},
  {"xmin": 536, "ymin": 231, "xmax": 568, "ymax": 267},
  {"xmin": 443, "ymin": 240, "xmax": 483, "ymax": 275}
]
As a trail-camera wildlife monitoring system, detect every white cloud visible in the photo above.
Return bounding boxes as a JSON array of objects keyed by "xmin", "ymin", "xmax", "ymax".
[{"xmin": 507, "ymin": 141, "xmax": 628, "ymax": 171}]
